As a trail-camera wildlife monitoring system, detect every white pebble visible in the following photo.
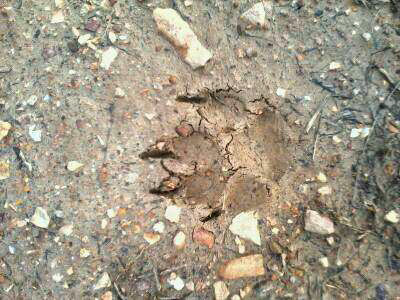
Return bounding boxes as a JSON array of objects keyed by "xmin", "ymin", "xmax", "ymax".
[
  {"xmin": 168, "ymin": 273, "xmax": 185, "ymax": 291},
  {"xmin": 52, "ymin": 273, "xmax": 63, "ymax": 282},
  {"xmin": 165, "ymin": 205, "xmax": 181, "ymax": 223},
  {"xmin": 329, "ymin": 62, "xmax": 342, "ymax": 70},
  {"xmin": 362, "ymin": 32, "xmax": 371, "ymax": 41},
  {"xmin": 30, "ymin": 207, "xmax": 50, "ymax": 229},
  {"xmin": 153, "ymin": 222, "xmax": 165, "ymax": 233},
  {"xmin": 276, "ymin": 88, "xmax": 286, "ymax": 98},
  {"xmin": 384, "ymin": 210, "xmax": 399, "ymax": 224},
  {"xmin": 319, "ymin": 257, "xmax": 329, "ymax": 268},
  {"xmin": 173, "ymin": 231, "xmax": 186, "ymax": 249}
]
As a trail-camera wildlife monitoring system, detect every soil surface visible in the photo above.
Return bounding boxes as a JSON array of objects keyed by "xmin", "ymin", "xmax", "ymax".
[{"xmin": 0, "ymin": 0, "xmax": 399, "ymax": 299}]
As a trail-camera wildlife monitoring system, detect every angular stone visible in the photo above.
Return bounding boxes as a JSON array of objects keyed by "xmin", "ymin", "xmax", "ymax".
[
  {"xmin": 30, "ymin": 207, "xmax": 50, "ymax": 229},
  {"xmin": 218, "ymin": 254, "xmax": 265, "ymax": 280},
  {"xmin": 173, "ymin": 231, "xmax": 186, "ymax": 249},
  {"xmin": 93, "ymin": 272, "xmax": 111, "ymax": 290},
  {"xmin": 165, "ymin": 205, "xmax": 181, "ymax": 223},
  {"xmin": 193, "ymin": 227, "xmax": 215, "ymax": 249},
  {"xmin": 153, "ymin": 8, "xmax": 212, "ymax": 69},
  {"xmin": 214, "ymin": 281, "xmax": 230, "ymax": 300},
  {"xmin": 0, "ymin": 121, "xmax": 11, "ymax": 141},
  {"xmin": 240, "ymin": 2, "xmax": 266, "ymax": 29},
  {"xmin": 229, "ymin": 211, "xmax": 261, "ymax": 246},
  {"xmin": 305, "ymin": 210, "xmax": 334, "ymax": 235},
  {"xmin": 100, "ymin": 47, "xmax": 118, "ymax": 70}
]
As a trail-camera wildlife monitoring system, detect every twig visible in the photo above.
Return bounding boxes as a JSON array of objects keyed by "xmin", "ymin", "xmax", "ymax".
[
  {"xmin": 152, "ymin": 263, "xmax": 161, "ymax": 291},
  {"xmin": 305, "ymin": 95, "xmax": 328, "ymax": 133},
  {"xmin": 312, "ymin": 113, "xmax": 322, "ymax": 161},
  {"xmin": 113, "ymin": 282, "xmax": 127, "ymax": 300}
]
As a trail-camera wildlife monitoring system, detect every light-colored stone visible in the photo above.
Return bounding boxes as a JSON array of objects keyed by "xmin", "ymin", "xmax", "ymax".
[
  {"xmin": 168, "ymin": 273, "xmax": 185, "ymax": 290},
  {"xmin": 143, "ymin": 232, "xmax": 160, "ymax": 245},
  {"xmin": 329, "ymin": 61, "xmax": 342, "ymax": 70},
  {"xmin": 240, "ymin": 2, "xmax": 266, "ymax": 29},
  {"xmin": 52, "ymin": 273, "xmax": 63, "ymax": 282},
  {"xmin": 173, "ymin": 231, "xmax": 186, "ymax": 249},
  {"xmin": 100, "ymin": 47, "xmax": 119, "ymax": 70},
  {"xmin": 319, "ymin": 257, "xmax": 329, "ymax": 268},
  {"xmin": 0, "ymin": 160, "xmax": 10, "ymax": 180},
  {"xmin": 214, "ymin": 281, "xmax": 230, "ymax": 300},
  {"xmin": 218, "ymin": 254, "xmax": 265, "ymax": 280},
  {"xmin": 0, "ymin": 121, "xmax": 11, "ymax": 141},
  {"xmin": 115, "ymin": 87, "xmax": 125, "ymax": 98},
  {"xmin": 31, "ymin": 207, "xmax": 50, "ymax": 229},
  {"xmin": 29, "ymin": 125, "xmax": 42, "ymax": 142},
  {"xmin": 93, "ymin": 272, "xmax": 111, "ymax": 290},
  {"xmin": 67, "ymin": 161, "xmax": 83, "ymax": 172},
  {"xmin": 153, "ymin": 8, "xmax": 212, "ymax": 69},
  {"xmin": 67, "ymin": 267, "xmax": 74, "ymax": 275},
  {"xmin": 384, "ymin": 210, "xmax": 399, "ymax": 223},
  {"xmin": 55, "ymin": 0, "xmax": 64, "ymax": 8},
  {"xmin": 229, "ymin": 211, "xmax": 261, "ymax": 246},
  {"xmin": 27, "ymin": 95, "xmax": 38, "ymax": 106},
  {"xmin": 165, "ymin": 205, "xmax": 181, "ymax": 223},
  {"xmin": 153, "ymin": 221, "xmax": 165, "ymax": 233},
  {"xmin": 51, "ymin": 10, "xmax": 64, "ymax": 23},
  {"xmin": 305, "ymin": 210, "xmax": 334, "ymax": 235},
  {"xmin": 318, "ymin": 185, "xmax": 332, "ymax": 195},
  {"xmin": 332, "ymin": 135, "xmax": 342, "ymax": 144},
  {"xmin": 80, "ymin": 248, "xmax": 91, "ymax": 258},
  {"xmin": 317, "ymin": 172, "xmax": 327, "ymax": 183},
  {"xmin": 101, "ymin": 291, "xmax": 113, "ymax": 300},
  {"xmin": 78, "ymin": 33, "xmax": 92, "ymax": 45},
  {"xmin": 107, "ymin": 207, "xmax": 118, "ymax": 218},
  {"xmin": 108, "ymin": 31, "xmax": 117, "ymax": 43},
  {"xmin": 59, "ymin": 224, "xmax": 73, "ymax": 236},
  {"xmin": 276, "ymin": 88, "xmax": 286, "ymax": 98}
]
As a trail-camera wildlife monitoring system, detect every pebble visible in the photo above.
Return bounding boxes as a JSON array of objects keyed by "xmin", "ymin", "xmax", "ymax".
[
  {"xmin": 27, "ymin": 95, "xmax": 38, "ymax": 106},
  {"xmin": 100, "ymin": 47, "xmax": 119, "ymax": 70},
  {"xmin": 0, "ymin": 161, "xmax": 10, "ymax": 180},
  {"xmin": 235, "ymin": 237, "xmax": 245, "ymax": 254},
  {"xmin": 153, "ymin": 221, "xmax": 165, "ymax": 233},
  {"xmin": 0, "ymin": 121, "xmax": 11, "ymax": 141},
  {"xmin": 67, "ymin": 267, "xmax": 74, "ymax": 275},
  {"xmin": 29, "ymin": 125, "xmax": 42, "ymax": 142},
  {"xmin": 362, "ymin": 32, "xmax": 371, "ymax": 41},
  {"xmin": 52, "ymin": 273, "xmax": 63, "ymax": 282},
  {"xmin": 329, "ymin": 62, "xmax": 342, "ymax": 70},
  {"xmin": 319, "ymin": 257, "xmax": 329, "ymax": 268},
  {"xmin": 80, "ymin": 248, "xmax": 91, "ymax": 258},
  {"xmin": 165, "ymin": 205, "xmax": 181, "ymax": 223},
  {"xmin": 101, "ymin": 291, "xmax": 113, "ymax": 300},
  {"xmin": 108, "ymin": 31, "xmax": 117, "ymax": 43},
  {"xmin": 175, "ymin": 123, "xmax": 194, "ymax": 137},
  {"xmin": 304, "ymin": 209, "xmax": 335, "ymax": 235},
  {"xmin": 276, "ymin": 88, "xmax": 286, "ymax": 98},
  {"xmin": 318, "ymin": 185, "xmax": 332, "ymax": 195},
  {"xmin": 93, "ymin": 272, "xmax": 111, "ymax": 290},
  {"xmin": 245, "ymin": 47, "xmax": 257, "ymax": 58},
  {"xmin": 240, "ymin": 2, "xmax": 266, "ymax": 29},
  {"xmin": 55, "ymin": 0, "xmax": 64, "ymax": 8},
  {"xmin": 192, "ymin": 227, "xmax": 215, "ymax": 249},
  {"xmin": 153, "ymin": 8, "xmax": 212, "ymax": 69},
  {"xmin": 229, "ymin": 211, "xmax": 261, "ymax": 246},
  {"xmin": 115, "ymin": 87, "xmax": 125, "ymax": 98},
  {"xmin": 59, "ymin": 224, "xmax": 73, "ymax": 236},
  {"xmin": 67, "ymin": 161, "xmax": 84, "ymax": 172},
  {"xmin": 107, "ymin": 207, "xmax": 118, "ymax": 218},
  {"xmin": 173, "ymin": 231, "xmax": 186, "ymax": 249},
  {"xmin": 326, "ymin": 236, "xmax": 335, "ymax": 245},
  {"xmin": 168, "ymin": 273, "xmax": 185, "ymax": 291},
  {"xmin": 214, "ymin": 281, "xmax": 230, "ymax": 300},
  {"xmin": 143, "ymin": 232, "xmax": 160, "ymax": 245},
  {"xmin": 332, "ymin": 135, "xmax": 342, "ymax": 144},
  {"xmin": 51, "ymin": 10, "xmax": 64, "ymax": 23},
  {"xmin": 218, "ymin": 254, "xmax": 265, "ymax": 280},
  {"xmin": 85, "ymin": 19, "xmax": 100, "ymax": 32},
  {"xmin": 384, "ymin": 210, "xmax": 399, "ymax": 223},
  {"xmin": 231, "ymin": 295, "xmax": 241, "ymax": 300},
  {"xmin": 30, "ymin": 207, "xmax": 50, "ymax": 229},
  {"xmin": 316, "ymin": 172, "xmax": 327, "ymax": 183},
  {"xmin": 78, "ymin": 33, "xmax": 92, "ymax": 45}
]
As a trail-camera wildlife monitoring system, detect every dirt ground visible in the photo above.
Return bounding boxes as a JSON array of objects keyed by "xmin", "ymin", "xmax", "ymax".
[{"xmin": 0, "ymin": 0, "xmax": 399, "ymax": 299}]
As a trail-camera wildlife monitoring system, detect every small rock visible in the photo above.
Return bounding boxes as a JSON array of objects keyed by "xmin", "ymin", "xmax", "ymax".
[
  {"xmin": 143, "ymin": 232, "xmax": 160, "ymax": 245},
  {"xmin": 27, "ymin": 95, "xmax": 38, "ymax": 106},
  {"xmin": 51, "ymin": 10, "xmax": 64, "ymax": 23},
  {"xmin": 67, "ymin": 161, "xmax": 83, "ymax": 172},
  {"xmin": 384, "ymin": 210, "xmax": 399, "ymax": 224},
  {"xmin": 108, "ymin": 31, "xmax": 117, "ymax": 43},
  {"xmin": 175, "ymin": 123, "xmax": 194, "ymax": 137},
  {"xmin": 174, "ymin": 231, "xmax": 186, "ymax": 249},
  {"xmin": 125, "ymin": 172, "xmax": 138, "ymax": 184},
  {"xmin": 214, "ymin": 281, "xmax": 230, "ymax": 300},
  {"xmin": 100, "ymin": 47, "xmax": 119, "ymax": 70},
  {"xmin": 332, "ymin": 135, "xmax": 342, "ymax": 144},
  {"xmin": 316, "ymin": 172, "xmax": 327, "ymax": 183},
  {"xmin": 165, "ymin": 205, "xmax": 181, "ymax": 223},
  {"xmin": 162, "ymin": 159, "xmax": 195, "ymax": 176},
  {"xmin": 78, "ymin": 33, "xmax": 91, "ymax": 45},
  {"xmin": 52, "ymin": 273, "xmax": 63, "ymax": 282},
  {"xmin": 93, "ymin": 272, "xmax": 111, "ymax": 290},
  {"xmin": 218, "ymin": 254, "xmax": 265, "ymax": 280},
  {"xmin": 153, "ymin": 221, "xmax": 165, "ymax": 233},
  {"xmin": 245, "ymin": 47, "xmax": 257, "ymax": 58},
  {"xmin": 85, "ymin": 19, "xmax": 100, "ymax": 32},
  {"xmin": 101, "ymin": 291, "xmax": 113, "ymax": 300},
  {"xmin": 186, "ymin": 281, "xmax": 195, "ymax": 291},
  {"xmin": 107, "ymin": 207, "xmax": 118, "ymax": 218},
  {"xmin": 276, "ymin": 88, "xmax": 286, "ymax": 98},
  {"xmin": 318, "ymin": 185, "xmax": 332, "ymax": 195},
  {"xmin": 29, "ymin": 125, "xmax": 42, "ymax": 142},
  {"xmin": 59, "ymin": 224, "xmax": 73, "ymax": 236},
  {"xmin": 0, "ymin": 121, "xmax": 11, "ymax": 141},
  {"xmin": 329, "ymin": 61, "xmax": 342, "ymax": 70},
  {"xmin": 305, "ymin": 209, "xmax": 334, "ymax": 235},
  {"xmin": 193, "ymin": 227, "xmax": 215, "ymax": 249},
  {"xmin": 168, "ymin": 273, "xmax": 185, "ymax": 291},
  {"xmin": 67, "ymin": 267, "xmax": 74, "ymax": 275},
  {"xmin": 30, "ymin": 207, "xmax": 50, "ymax": 229},
  {"xmin": 42, "ymin": 46, "xmax": 57, "ymax": 59},
  {"xmin": 115, "ymin": 87, "xmax": 125, "ymax": 98},
  {"xmin": 235, "ymin": 237, "xmax": 245, "ymax": 254},
  {"xmin": 361, "ymin": 127, "xmax": 370, "ymax": 138},
  {"xmin": 231, "ymin": 295, "xmax": 241, "ymax": 300},
  {"xmin": 240, "ymin": 2, "xmax": 266, "ymax": 29},
  {"xmin": 153, "ymin": 8, "xmax": 212, "ymax": 69},
  {"xmin": 229, "ymin": 211, "xmax": 261, "ymax": 246},
  {"xmin": 0, "ymin": 161, "xmax": 10, "ymax": 180},
  {"xmin": 319, "ymin": 257, "xmax": 329, "ymax": 268},
  {"xmin": 326, "ymin": 236, "xmax": 335, "ymax": 245},
  {"xmin": 80, "ymin": 248, "xmax": 91, "ymax": 258},
  {"xmin": 55, "ymin": 0, "xmax": 64, "ymax": 8},
  {"xmin": 362, "ymin": 32, "xmax": 371, "ymax": 41}
]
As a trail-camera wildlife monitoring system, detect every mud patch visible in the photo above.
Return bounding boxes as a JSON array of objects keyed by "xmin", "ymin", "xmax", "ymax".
[{"xmin": 141, "ymin": 89, "xmax": 299, "ymax": 215}]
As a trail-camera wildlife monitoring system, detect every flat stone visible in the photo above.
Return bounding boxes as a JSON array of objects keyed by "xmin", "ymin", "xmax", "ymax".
[
  {"xmin": 30, "ymin": 207, "xmax": 50, "ymax": 229},
  {"xmin": 165, "ymin": 205, "xmax": 181, "ymax": 223},
  {"xmin": 78, "ymin": 33, "xmax": 92, "ymax": 45},
  {"xmin": 317, "ymin": 172, "xmax": 327, "ymax": 183},
  {"xmin": 240, "ymin": 2, "xmax": 266, "ymax": 29},
  {"xmin": 168, "ymin": 273, "xmax": 185, "ymax": 290},
  {"xmin": 93, "ymin": 272, "xmax": 111, "ymax": 290},
  {"xmin": 153, "ymin": 221, "xmax": 165, "ymax": 233},
  {"xmin": 115, "ymin": 87, "xmax": 125, "ymax": 98},
  {"xmin": 229, "ymin": 211, "xmax": 261, "ymax": 246},
  {"xmin": 218, "ymin": 254, "xmax": 265, "ymax": 280},
  {"xmin": 100, "ymin": 47, "xmax": 119, "ymax": 70},
  {"xmin": 173, "ymin": 231, "xmax": 186, "ymax": 249},
  {"xmin": 67, "ymin": 161, "xmax": 84, "ymax": 172},
  {"xmin": 0, "ymin": 121, "xmax": 11, "ymax": 141},
  {"xmin": 153, "ymin": 8, "xmax": 212, "ymax": 69},
  {"xmin": 318, "ymin": 185, "xmax": 332, "ymax": 195},
  {"xmin": 29, "ymin": 125, "xmax": 42, "ymax": 142},
  {"xmin": 304, "ymin": 209, "xmax": 334, "ymax": 235},
  {"xmin": 162, "ymin": 159, "xmax": 195, "ymax": 176},
  {"xmin": 329, "ymin": 61, "xmax": 342, "ymax": 70},
  {"xmin": 214, "ymin": 281, "xmax": 230, "ymax": 300},
  {"xmin": 384, "ymin": 210, "xmax": 399, "ymax": 223}
]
